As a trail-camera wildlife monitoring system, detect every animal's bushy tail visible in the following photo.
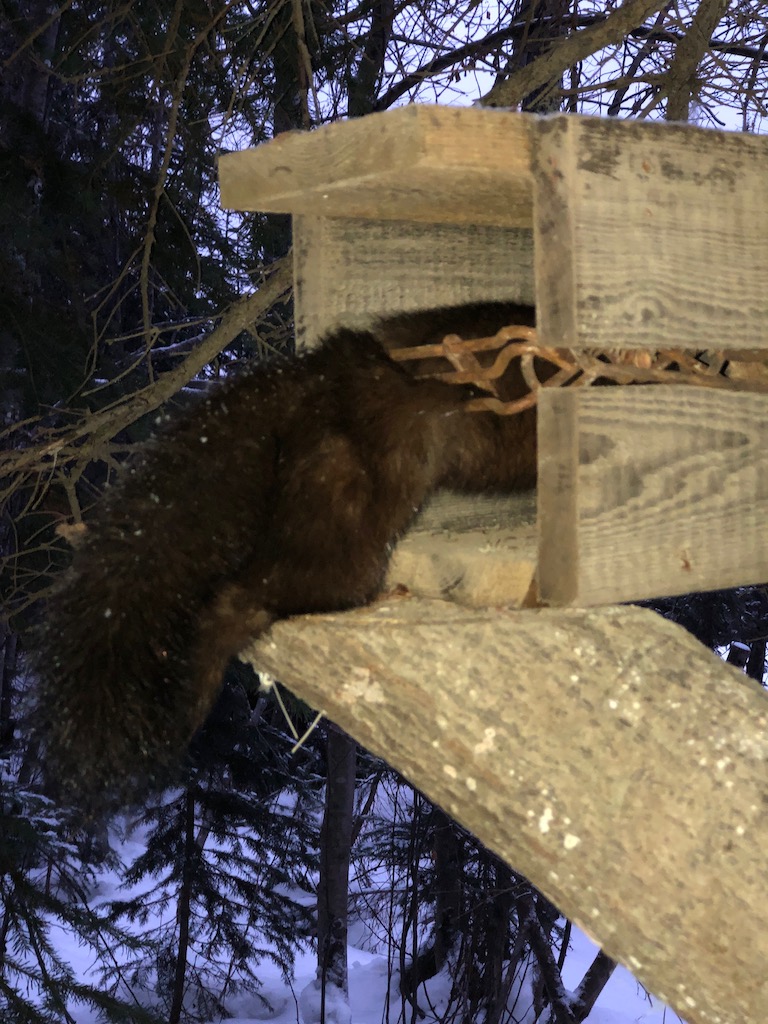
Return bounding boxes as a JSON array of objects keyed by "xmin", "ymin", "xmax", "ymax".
[
  {"xmin": 30, "ymin": 410, "xmax": 278, "ymax": 808},
  {"xmin": 33, "ymin": 529, "xmax": 276, "ymax": 808},
  {"xmin": 34, "ymin": 542, "xmax": 193, "ymax": 806}
]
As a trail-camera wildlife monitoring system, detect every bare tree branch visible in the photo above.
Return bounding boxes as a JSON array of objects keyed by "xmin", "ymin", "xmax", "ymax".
[
  {"xmin": 373, "ymin": 22, "xmax": 526, "ymax": 111},
  {"xmin": 607, "ymin": 4, "xmax": 671, "ymax": 116},
  {"xmin": 373, "ymin": 6, "xmax": 768, "ymax": 117},
  {"xmin": 0, "ymin": 257, "xmax": 293, "ymax": 479},
  {"xmin": 663, "ymin": 0, "xmax": 732, "ymax": 121},
  {"xmin": 480, "ymin": 0, "xmax": 672, "ymax": 108}
]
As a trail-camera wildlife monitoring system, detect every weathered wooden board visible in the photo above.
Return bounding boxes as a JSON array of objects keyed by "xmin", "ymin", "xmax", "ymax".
[
  {"xmin": 222, "ymin": 106, "xmax": 768, "ymax": 351},
  {"xmin": 244, "ymin": 600, "xmax": 768, "ymax": 1024},
  {"xmin": 293, "ymin": 216, "xmax": 534, "ymax": 347},
  {"xmin": 537, "ymin": 385, "xmax": 768, "ymax": 605},
  {"xmin": 219, "ymin": 105, "xmax": 534, "ymax": 227},
  {"xmin": 532, "ymin": 115, "xmax": 768, "ymax": 352},
  {"xmin": 386, "ymin": 490, "xmax": 537, "ymax": 608},
  {"xmin": 220, "ymin": 107, "xmax": 768, "ymax": 601}
]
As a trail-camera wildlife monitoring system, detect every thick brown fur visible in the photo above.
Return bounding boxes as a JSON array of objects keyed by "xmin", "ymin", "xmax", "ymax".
[{"xmin": 33, "ymin": 302, "xmax": 536, "ymax": 805}]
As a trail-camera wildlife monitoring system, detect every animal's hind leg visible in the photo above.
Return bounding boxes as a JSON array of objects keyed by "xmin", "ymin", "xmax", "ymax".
[{"xmin": 188, "ymin": 582, "xmax": 275, "ymax": 735}]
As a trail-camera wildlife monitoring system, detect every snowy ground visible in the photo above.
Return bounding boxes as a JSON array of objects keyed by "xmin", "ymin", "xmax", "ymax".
[
  {"xmin": 229, "ymin": 939, "xmax": 680, "ymax": 1024},
  {"xmin": 53, "ymin": 832, "xmax": 682, "ymax": 1024},
  {"xmin": 60, "ymin": 933, "xmax": 682, "ymax": 1024}
]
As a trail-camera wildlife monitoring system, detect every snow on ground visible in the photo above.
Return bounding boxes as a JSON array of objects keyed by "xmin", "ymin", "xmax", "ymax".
[
  {"xmin": 57, "ymin": 902, "xmax": 682, "ymax": 1023},
  {"xmin": 64, "ymin": 934, "xmax": 681, "ymax": 1024},
  {"xmin": 48, "ymin": 824, "xmax": 683, "ymax": 1024}
]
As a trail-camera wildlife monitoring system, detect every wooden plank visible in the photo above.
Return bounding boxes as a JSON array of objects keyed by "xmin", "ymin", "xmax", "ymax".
[
  {"xmin": 538, "ymin": 385, "xmax": 768, "ymax": 605},
  {"xmin": 219, "ymin": 105, "xmax": 534, "ymax": 227},
  {"xmin": 532, "ymin": 115, "xmax": 768, "ymax": 351},
  {"xmin": 244, "ymin": 600, "xmax": 768, "ymax": 1024},
  {"xmin": 386, "ymin": 490, "xmax": 537, "ymax": 608},
  {"xmin": 293, "ymin": 215, "xmax": 534, "ymax": 347}
]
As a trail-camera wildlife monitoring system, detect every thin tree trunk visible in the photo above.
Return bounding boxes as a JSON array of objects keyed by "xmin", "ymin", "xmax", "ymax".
[
  {"xmin": 317, "ymin": 724, "xmax": 356, "ymax": 1015},
  {"xmin": 0, "ymin": 629, "xmax": 17, "ymax": 754},
  {"xmin": 169, "ymin": 787, "xmax": 196, "ymax": 1024},
  {"xmin": 431, "ymin": 809, "xmax": 461, "ymax": 970},
  {"xmin": 516, "ymin": 0, "xmax": 572, "ymax": 112}
]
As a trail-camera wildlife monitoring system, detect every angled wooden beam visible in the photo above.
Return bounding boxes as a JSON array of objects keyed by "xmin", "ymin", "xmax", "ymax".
[{"xmin": 244, "ymin": 600, "xmax": 768, "ymax": 1024}]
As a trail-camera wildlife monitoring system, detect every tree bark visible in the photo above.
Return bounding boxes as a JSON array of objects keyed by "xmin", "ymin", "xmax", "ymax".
[
  {"xmin": 317, "ymin": 725, "xmax": 356, "ymax": 1007},
  {"xmin": 482, "ymin": 0, "xmax": 668, "ymax": 108},
  {"xmin": 664, "ymin": 0, "xmax": 730, "ymax": 121},
  {"xmin": 169, "ymin": 787, "xmax": 196, "ymax": 1024}
]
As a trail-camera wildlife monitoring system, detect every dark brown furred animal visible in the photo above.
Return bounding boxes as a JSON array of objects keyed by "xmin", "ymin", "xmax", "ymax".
[{"xmin": 34, "ymin": 302, "xmax": 536, "ymax": 803}]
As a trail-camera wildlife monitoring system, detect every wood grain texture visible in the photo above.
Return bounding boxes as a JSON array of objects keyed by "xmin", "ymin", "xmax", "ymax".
[
  {"xmin": 533, "ymin": 115, "xmax": 768, "ymax": 351},
  {"xmin": 244, "ymin": 599, "xmax": 768, "ymax": 1024},
  {"xmin": 538, "ymin": 385, "xmax": 768, "ymax": 605},
  {"xmin": 386, "ymin": 491, "xmax": 537, "ymax": 608},
  {"xmin": 293, "ymin": 215, "xmax": 534, "ymax": 347},
  {"xmin": 219, "ymin": 105, "xmax": 534, "ymax": 227}
]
